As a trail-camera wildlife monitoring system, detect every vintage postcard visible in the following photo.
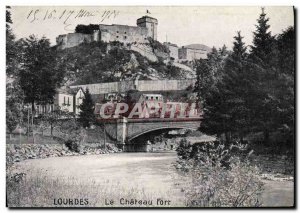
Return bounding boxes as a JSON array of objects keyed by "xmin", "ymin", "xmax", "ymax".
[{"xmin": 6, "ymin": 6, "xmax": 295, "ymax": 208}]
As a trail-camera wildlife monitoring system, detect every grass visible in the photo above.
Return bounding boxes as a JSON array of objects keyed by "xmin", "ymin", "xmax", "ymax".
[{"xmin": 7, "ymin": 169, "xmax": 186, "ymax": 208}]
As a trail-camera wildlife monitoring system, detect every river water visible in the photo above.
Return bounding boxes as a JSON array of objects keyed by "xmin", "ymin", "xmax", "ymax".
[{"xmin": 14, "ymin": 152, "xmax": 294, "ymax": 207}]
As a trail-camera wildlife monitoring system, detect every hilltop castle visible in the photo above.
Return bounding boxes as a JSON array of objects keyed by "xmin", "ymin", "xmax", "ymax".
[
  {"xmin": 56, "ymin": 15, "xmax": 211, "ymax": 62},
  {"xmin": 56, "ymin": 15, "xmax": 158, "ymax": 49}
]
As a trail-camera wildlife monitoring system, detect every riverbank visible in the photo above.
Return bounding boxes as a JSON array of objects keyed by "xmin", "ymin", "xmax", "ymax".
[
  {"xmin": 6, "ymin": 152, "xmax": 294, "ymax": 207},
  {"xmin": 6, "ymin": 143, "xmax": 121, "ymax": 167}
]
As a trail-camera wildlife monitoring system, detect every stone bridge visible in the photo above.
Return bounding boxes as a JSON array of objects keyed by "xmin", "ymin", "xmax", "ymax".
[{"xmin": 98, "ymin": 117, "xmax": 201, "ymax": 149}]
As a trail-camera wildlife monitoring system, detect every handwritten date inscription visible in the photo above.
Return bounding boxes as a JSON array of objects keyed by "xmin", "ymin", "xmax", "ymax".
[{"xmin": 27, "ymin": 9, "xmax": 120, "ymax": 30}]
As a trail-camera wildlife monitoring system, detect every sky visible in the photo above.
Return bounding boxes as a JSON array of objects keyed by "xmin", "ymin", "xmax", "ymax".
[{"xmin": 10, "ymin": 6, "xmax": 294, "ymax": 49}]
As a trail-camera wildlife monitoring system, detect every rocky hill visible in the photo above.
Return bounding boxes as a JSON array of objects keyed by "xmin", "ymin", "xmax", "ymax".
[{"xmin": 55, "ymin": 41, "xmax": 196, "ymax": 86}]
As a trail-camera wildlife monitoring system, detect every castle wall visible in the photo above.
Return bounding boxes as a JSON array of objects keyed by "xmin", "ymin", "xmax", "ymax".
[
  {"xmin": 186, "ymin": 48, "xmax": 208, "ymax": 60},
  {"xmin": 99, "ymin": 24, "xmax": 148, "ymax": 44},
  {"xmin": 130, "ymin": 43, "xmax": 158, "ymax": 62},
  {"xmin": 179, "ymin": 47, "xmax": 208, "ymax": 61},
  {"xmin": 56, "ymin": 33, "xmax": 93, "ymax": 49},
  {"xmin": 56, "ymin": 15, "xmax": 158, "ymax": 49}
]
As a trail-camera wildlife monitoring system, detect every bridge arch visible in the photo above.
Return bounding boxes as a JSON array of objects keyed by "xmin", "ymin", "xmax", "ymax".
[{"xmin": 127, "ymin": 126, "xmax": 198, "ymax": 142}]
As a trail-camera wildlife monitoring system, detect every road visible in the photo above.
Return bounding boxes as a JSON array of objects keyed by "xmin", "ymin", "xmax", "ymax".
[{"xmin": 14, "ymin": 152, "xmax": 294, "ymax": 207}]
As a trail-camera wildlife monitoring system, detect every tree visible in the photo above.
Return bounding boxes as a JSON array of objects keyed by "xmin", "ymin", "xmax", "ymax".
[
  {"xmin": 6, "ymin": 7, "xmax": 25, "ymax": 137},
  {"xmin": 6, "ymin": 100, "xmax": 20, "ymax": 139},
  {"xmin": 199, "ymin": 32, "xmax": 250, "ymax": 143},
  {"xmin": 6, "ymin": 6, "xmax": 19, "ymax": 77},
  {"xmin": 194, "ymin": 59, "xmax": 212, "ymax": 108},
  {"xmin": 18, "ymin": 35, "xmax": 64, "ymax": 111},
  {"xmin": 220, "ymin": 32, "xmax": 250, "ymax": 141},
  {"xmin": 273, "ymin": 27, "xmax": 295, "ymax": 147},
  {"xmin": 6, "ymin": 80, "xmax": 25, "ymax": 138},
  {"xmin": 248, "ymin": 8, "xmax": 280, "ymax": 144},
  {"xmin": 250, "ymin": 8, "xmax": 274, "ymax": 64},
  {"xmin": 78, "ymin": 89, "xmax": 95, "ymax": 128},
  {"xmin": 39, "ymin": 110, "xmax": 72, "ymax": 136}
]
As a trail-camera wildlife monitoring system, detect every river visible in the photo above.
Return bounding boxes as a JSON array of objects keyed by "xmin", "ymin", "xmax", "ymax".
[{"xmin": 13, "ymin": 152, "xmax": 294, "ymax": 207}]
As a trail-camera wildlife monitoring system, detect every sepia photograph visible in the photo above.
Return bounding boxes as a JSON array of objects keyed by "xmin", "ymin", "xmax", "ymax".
[{"xmin": 5, "ymin": 5, "xmax": 295, "ymax": 208}]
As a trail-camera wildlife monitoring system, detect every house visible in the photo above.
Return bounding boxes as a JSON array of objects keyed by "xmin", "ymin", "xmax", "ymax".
[
  {"xmin": 178, "ymin": 44, "xmax": 212, "ymax": 61},
  {"xmin": 35, "ymin": 87, "xmax": 85, "ymax": 116}
]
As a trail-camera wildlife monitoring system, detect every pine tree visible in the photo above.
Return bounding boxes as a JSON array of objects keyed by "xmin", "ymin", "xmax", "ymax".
[
  {"xmin": 275, "ymin": 27, "xmax": 295, "ymax": 147},
  {"xmin": 248, "ymin": 8, "xmax": 279, "ymax": 144},
  {"xmin": 200, "ymin": 32, "xmax": 249, "ymax": 142},
  {"xmin": 194, "ymin": 59, "xmax": 212, "ymax": 108},
  {"xmin": 250, "ymin": 7, "xmax": 274, "ymax": 65},
  {"xmin": 6, "ymin": 6, "xmax": 18, "ymax": 76},
  {"xmin": 221, "ymin": 32, "xmax": 250, "ymax": 141},
  {"xmin": 78, "ymin": 89, "xmax": 95, "ymax": 128}
]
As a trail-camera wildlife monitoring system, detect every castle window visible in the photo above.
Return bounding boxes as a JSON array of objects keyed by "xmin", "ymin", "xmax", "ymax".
[
  {"xmin": 124, "ymin": 32, "xmax": 127, "ymax": 34},
  {"xmin": 116, "ymin": 36, "xmax": 119, "ymax": 38},
  {"xmin": 117, "ymin": 31, "xmax": 119, "ymax": 33},
  {"xmin": 124, "ymin": 36, "xmax": 127, "ymax": 39},
  {"xmin": 68, "ymin": 97, "xmax": 70, "ymax": 105},
  {"xmin": 64, "ymin": 96, "xmax": 66, "ymax": 104}
]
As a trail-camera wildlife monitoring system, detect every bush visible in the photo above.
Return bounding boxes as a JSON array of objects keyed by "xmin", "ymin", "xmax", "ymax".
[
  {"xmin": 177, "ymin": 142, "xmax": 264, "ymax": 207},
  {"xmin": 64, "ymin": 139, "xmax": 80, "ymax": 152},
  {"xmin": 176, "ymin": 138, "xmax": 192, "ymax": 160}
]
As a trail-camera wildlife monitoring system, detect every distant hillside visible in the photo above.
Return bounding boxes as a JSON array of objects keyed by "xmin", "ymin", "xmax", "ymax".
[{"xmin": 183, "ymin": 44, "xmax": 212, "ymax": 52}]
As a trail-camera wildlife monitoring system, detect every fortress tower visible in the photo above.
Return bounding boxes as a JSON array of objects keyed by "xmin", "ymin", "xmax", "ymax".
[{"xmin": 136, "ymin": 16, "xmax": 158, "ymax": 40}]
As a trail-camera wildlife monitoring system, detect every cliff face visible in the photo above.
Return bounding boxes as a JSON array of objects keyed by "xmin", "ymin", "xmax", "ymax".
[{"xmin": 57, "ymin": 41, "xmax": 195, "ymax": 86}]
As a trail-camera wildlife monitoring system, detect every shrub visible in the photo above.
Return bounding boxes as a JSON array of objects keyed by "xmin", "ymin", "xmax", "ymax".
[
  {"xmin": 177, "ymin": 141, "xmax": 264, "ymax": 207},
  {"xmin": 64, "ymin": 139, "xmax": 80, "ymax": 152},
  {"xmin": 176, "ymin": 138, "xmax": 192, "ymax": 160}
]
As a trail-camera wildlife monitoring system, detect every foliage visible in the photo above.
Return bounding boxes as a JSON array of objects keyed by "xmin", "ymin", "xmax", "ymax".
[
  {"xmin": 195, "ymin": 8, "xmax": 295, "ymax": 148},
  {"xmin": 75, "ymin": 24, "xmax": 99, "ymax": 34},
  {"xmin": 176, "ymin": 142, "xmax": 263, "ymax": 207},
  {"xmin": 147, "ymin": 37, "xmax": 170, "ymax": 53},
  {"xmin": 38, "ymin": 110, "xmax": 74, "ymax": 136},
  {"xmin": 78, "ymin": 89, "xmax": 95, "ymax": 128},
  {"xmin": 59, "ymin": 42, "xmax": 133, "ymax": 84},
  {"xmin": 55, "ymin": 116, "xmax": 86, "ymax": 152},
  {"xmin": 6, "ymin": 6, "xmax": 22, "ymax": 78},
  {"xmin": 64, "ymin": 139, "xmax": 80, "ymax": 152},
  {"xmin": 18, "ymin": 35, "xmax": 65, "ymax": 110},
  {"xmin": 6, "ymin": 80, "xmax": 25, "ymax": 134},
  {"xmin": 176, "ymin": 138, "xmax": 192, "ymax": 160}
]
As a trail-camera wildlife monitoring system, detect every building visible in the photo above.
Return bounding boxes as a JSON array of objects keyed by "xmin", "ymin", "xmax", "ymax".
[
  {"xmin": 178, "ymin": 44, "xmax": 212, "ymax": 61},
  {"xmin": 56, "ymin": 15, "xmax": 158, "ymax": 49},
  {"xmin": 35, "ymin": 87, "xmax": 85, "ymax": 116},
  {"xmin": 138, "ymin": 94, "xmax": 164, "ymax": 103}
]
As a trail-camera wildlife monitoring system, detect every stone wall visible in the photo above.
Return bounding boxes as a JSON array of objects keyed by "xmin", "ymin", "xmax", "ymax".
[
  {"xmin": 56, "ymin": 33, "xmax": 93, "ymax": 49},
  {"xmin": 179, "ymin": 47, "xmax": 209, "ymax": 60},
  {"xmin": 70, "ymin": 79, "xmax": 196, "ymax": 95},
  {"xmin": 130, "ymin": 43, "xmax": 158, "ymax": 62}
]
